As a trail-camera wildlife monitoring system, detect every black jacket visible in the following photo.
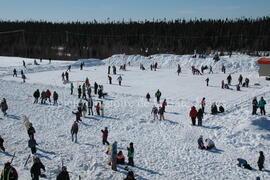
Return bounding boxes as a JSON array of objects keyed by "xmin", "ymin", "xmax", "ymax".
[
  {"xmin": 30, "ymin": 162, "xmax": 45, "ymax": 177},
  {"xmin": 57, "ymin": 171, "xmax": 70, "ymax": 180}
]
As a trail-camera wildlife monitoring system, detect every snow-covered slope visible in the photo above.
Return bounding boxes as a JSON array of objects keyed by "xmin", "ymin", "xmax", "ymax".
[{"xmin": 0, "ymin": 54, "xmax": 270, "ymax": 180}]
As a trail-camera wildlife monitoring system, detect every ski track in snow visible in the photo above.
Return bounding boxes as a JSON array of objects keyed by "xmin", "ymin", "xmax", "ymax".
[{"xmin": 0, "ymin": 54, "xmax": 270, "ymax": 179}]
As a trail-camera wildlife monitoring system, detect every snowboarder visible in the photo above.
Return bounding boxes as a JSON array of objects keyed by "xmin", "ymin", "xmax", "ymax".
[
  {"xmin": 45, "ymin": 89, "xmax": 51, "ymax": 103},
  {"xmin": 1, "ymin": 162, "xmax": 18, "ymax": 180},
  {"xmin": 108, "ymin": 75, "xmax": 112, "ymax": 84},
  {"xmin": 70, "ymin": 82, "xmax": 74, "ymax": 95},
  {"xmin": 22, "ymin": 74, "xmax": 26, "ymax": 83},
  {"xmin": 127, "ymin": 142, "xmax": 134, "ymax": 167},
  {"xmin": 13, "ymin": 68, "xmax": 17, "ymax": 77},
  {"xmin": 101, "ymin": 127, "xmax": 110, "ymax": 145},
  {"xmin": 111, "ymin": 141, "xmax": 118, "ymax": 171},
  {"xmin": 28, "ymin": 123, "xmax": 36, "ymax": 140},
  {"xmin": 94, "ymin": 82, "xmax": 98, "ymax": 94},
  {"xmin": 72, "ymin": 110, "xmax": 82, "ymax": 122},
  {"xmin": 189, "ymin": 106, "xmax": 197, "ymax": 126},
  {"xmin": 108, "ymin": 66, "xmax": 111, "ymax": 74},
  {"xmin": 71, "ymin": 121, "xmax": 78, "ymax": 143},
  {"xmin": 252, "ymin": 97, "xmax": 258, "ymax": 115},
  {"xmin": 117, "ymin": 75, "xmax": 122, "ymax": 86},
  {"xmin": 227, "ymin": 74, "xmax": 232, "ymax": 85},
  {"xmin": 95, "ymin": 102, "xmax": 100, "ymax": 116},
  {"xmin": 0, "ymin": 98, "xmax": 8, "ymax": 116},
  {"xmin": 158, "ymin": 106, "xmax": 165, "ymax": 120},
  {"xmin": 258, "ymin": 97, "xmax": 266, "ymax": 115},
  {"xmin": 28, "ymin": 138, "xmax": 37, "ymax": 154},
  {"xmin": 53, "ymin": 91, "xmax": 58, "ymax": 105},
  {"xmin": 65, "ymin": 71, "xmax": 69, "ymax": 82},
  {"xmin": 56, "ymin": 166, "xmax": 70, "ymax": 180},
  {"xmin": 78, "ymin": 85, "xmax": 82, "ymax": 99},
  {"xmin": 88, "ymin": 98, "xmax": 93, "ymax": 115},
  {"xmin": 205, "ymin": 138, "xmax": 215, "ymax": 150},
  {"xmin": 146, "ymin": 93, "xmax": 150, "ymax": 102},
  {"xmin": 205, "ymin": 78, "xmax": 209, "ymax": 86},
  {"xmin": 197, "ymin": 108, "xmax": 203, "ymax": 126},
  {"xmin": 30, "ymin": 156, "xmax": 45, "ymax": 180},
  {"xmin": 155, "ymin": 89, "xmax": 162, "ymax": 103},
  {"xmin": 100, "ymin": 101, "xmax": 104, "ymax": 117},
  {"xmin": 0, "ymin": 136, "xmax": 5, "ymax": 152},
  {"xmin": 238, "ymin": 74, "xmax": 243, "ymax": 85},
  {"xmin": 201, "ymin": 97, "xmax": 205, "ymax": 113},
  {"xmin": 257, "ymin": 151, "xmax": 265, "ymax": 171},
  {"xmin": 198, "ymin": 135, "xmax": 205, "ymax": 149},
  {"xmin": 33, "ymin": 89, "xmax": 40, "ymax": 104}
]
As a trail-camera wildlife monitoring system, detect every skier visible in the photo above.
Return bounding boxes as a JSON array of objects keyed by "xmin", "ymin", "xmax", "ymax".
[
  {"xmin": 40, "ymin": 91, "xmax": 46, "ymax": 104},
  {"xmin": 71, "ymin": 121, "xmax": 78, "ymax": 143},
  {"xmin": 82, "ymin": 103, "xmax": 87, "ymax": 117},
  {"xmin": 65, "ymin": 71, "xmax": 69, "ymax": 82},
  {"xmin": 45, "ymin": 89, "xmax": 51, "ymax": 103},
  {"xmin": 13, "ymin": 68, "xmax": 17, "ymax": 77},
  {"xmin": 88, "ymin": 98, "xmax": 93, "ymax": 115},
  {"xmin": 28, "ymin": 138, "xmax": 37, "ymax": 154},
  {"xmin": 238, "ymin": 74, "xmax": 243, "ymax": 85},
  {"xmin": 101, "ymin": 127, "xmax": 110, "ymax": 145},
  {"xmin": 146, "ymin": 93, "xmax": 150, "ymax": 102},
  {"xmin": 28, "ymin": 123, "xmax": 36, "ymax": 140},
  {"xmin": 0, "ymin": 98, "xmax": 8, "ymax": 116},
  {"xmin": 100, "ymin": 101, "xmax": 104, "ymax": 117},
  {"xmin": 33, "ymin": 89, "xmax": 40, "ymax": 104},
  {"xmin": 201, "ymin": 97, "xmax": 205, "ymax": 113},
  {"xmin": 117, "ymin": 75, "xmax": 122, "ymax": 86},
  {"xmin": 0, "ymin": 136, "xmax": 5, "ymax": 152},
  {"xmin": 108, "ymin": 75, "xmax": 112, "ymax": 84},
  {"xmin": 252, "ymin": 97, "xmax": 258, "ymax": 115},
  {"xmin": 227, "ymin": 74, "xmax": 232, "ymax": 85},
  {"xmin": 61, "ymin": 72, "xmax": 65, "ymax": 81},
  {"xmin": 124, "ymin": 171, "xmax": 136, "ymax": 180},
  {"xmin": 205, "ymin": 77, "xmax": 209, "ymax": 86},
  {"xmin": 22, "ymin": 74, "xmax": 26, "ymax": 83},
  {"xmin": 111, "ymin": 141, "xmax": 118, "ymax": 171},
  {"xmin": 72, "ymin": 110, "xmax": 82, "ymax": 122},
  {"xmin": 1, "ymin": 162, "xmax": 18, "ymax": 180},
  {"xmin": 108, "ymin": 66, "xmax": 111, "ymax": 74},
  {"xmin": 258, "ymin": 97, "xmax": 266, "ymax": 115},
  {"xmin": 30, "ymin": 156, "xmax": 45, "ymax": 180},
  {"xmin": 189, "ymin": 106, "xmax": 197, "ymax": 126},
  {"xmin": 257, "ymin": 151, "xmax": 265, "ymax": 171},
  {"xmin": 155, "ymin": 89, "xmax": 162, "ymax": 103},
  {"xmin": 70, "ymin": 82, "xmax": 74, "ymax": 95},
  {"xmin": 198, "ymin": 135, "xmax": 205, "ymax": 149},
  {"xmin": 95, "ymin": 102, "xmax": 100, "ymax": 116},
  {"xmin": 127, "ymin": 142, "xmax": 134, "ymax": 166},
  {"xmin": 53, "ymin": 91, "xmax": 58, "ymax": 105},
  {"xmin": 162, "ymin": 99, "xmax": 167, "ymax": 112},
  {"xmin": 94, "ymin": 82, "xmax": 98, "ymax": 95},
  {"xmin": 158, "ymin": 106, "xmax": 165, "ymax": 120},
  {"xmin": 197, "ymin": 108, "xmax": 203, "ymax": 126},
  {"xmin": 56, "ymin": 166, "xmax": 70, "ymax": 180},
  {"xmin": 78, "ymin": 85, "xmax": 82, "ymax": 99},
  {"xmin": 205, "ymin": 138, "xmax": 216, "ymax": 150}
]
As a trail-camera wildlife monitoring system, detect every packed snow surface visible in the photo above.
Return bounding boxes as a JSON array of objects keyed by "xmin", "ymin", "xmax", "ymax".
[{"xmin": 0, "ymin": 54, "xmax": 270, "ymax": 180}]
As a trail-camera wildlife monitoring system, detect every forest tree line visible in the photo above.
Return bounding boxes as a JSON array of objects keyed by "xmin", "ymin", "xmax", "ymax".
[{"xmin": 0, "ymin": 17, "xmax": 269, "ymax": 60}]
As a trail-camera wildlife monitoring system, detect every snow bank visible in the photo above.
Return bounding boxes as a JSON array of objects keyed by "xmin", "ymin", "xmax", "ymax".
[{"xmin": 103, "ymin": 54, "xmax": 260, "ymax": 72}]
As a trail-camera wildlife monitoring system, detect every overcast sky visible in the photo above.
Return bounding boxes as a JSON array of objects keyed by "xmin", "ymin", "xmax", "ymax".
[{"xmin": 0, "ymin": 0, "xmax": 269, "ymax": 22}]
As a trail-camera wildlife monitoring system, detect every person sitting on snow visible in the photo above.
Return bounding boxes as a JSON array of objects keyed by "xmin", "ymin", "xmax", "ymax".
[
  {"xmin": 116, "ymin": 151, "xmax": 125, "ymax": 164},
  {"xmin": 211, "ymin": 103, "xmax": 218, "ymax": 115},
  {"xmin": 198, "ymin": 135, "xmax": 205, "ymax": 149},
  {"xmin": 237, "ymin": 158, "xmax": 252, "ymax": 170},
  {"xmin": 205, "ymin": 138, "xmax": 216, "ymax": 150},
  {"xmin": 219, "ymin": 105, "xmax": 225, "ymax": 113}
]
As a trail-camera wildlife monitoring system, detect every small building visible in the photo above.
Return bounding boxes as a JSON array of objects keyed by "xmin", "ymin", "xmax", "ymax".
[{"xmin": 258, "ymin": 58, "xmax": 270, "ymax": 76}]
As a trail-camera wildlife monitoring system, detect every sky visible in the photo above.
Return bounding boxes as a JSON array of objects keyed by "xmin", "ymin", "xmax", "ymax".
[{"xmin": 0, "ymin": 0, "xmax": 269, "ymax": 22}]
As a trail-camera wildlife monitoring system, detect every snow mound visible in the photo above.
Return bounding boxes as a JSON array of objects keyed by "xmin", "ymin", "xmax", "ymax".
[{"xmin": 103, "ymin": 54, "xmax": 260, "ymax": 72}]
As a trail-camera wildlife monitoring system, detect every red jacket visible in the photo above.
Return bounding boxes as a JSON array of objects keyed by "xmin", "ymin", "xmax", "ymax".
[
  {"xmin": 189, "ymin": 106, "xmax": 198, "ymax": 118},
  {"xmin": 162, "ymin": 101, "xmax": 167, "ymax": 108},
  {"xmin": 46, "ymin": 90, "xmax": 51, "ymax": 97},
  {"xmin": 96, "ymin": 104, "xmax": 100, "ymax": 111}
]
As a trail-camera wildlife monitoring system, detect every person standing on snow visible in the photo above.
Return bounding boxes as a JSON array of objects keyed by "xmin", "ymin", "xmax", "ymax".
[
  {"xmin": 56, "ymin": 166, "xmax": 70, "ymax": 180},
  {"xmin": 158, "ymin": 106, "xmax": 165, "ymax": 120},
  {"xmin": 245, "ymin": 78, "xmax": 250, "ymax": 87},
  {"xmin": 197, "ymin": 108, "xmax": 204, "ymax": 126},
  {"xmin": 162, "ymin": 99, "xmax": 167, "ymax": 112},
  {"xmin": 28, "ymin": 123, "xmax": 36, "ymax": 140},
  {"xmin": 177, "ymin": 64, "xmax": 181, "ymax": 76},
  {"xmin": 100, "ymin": 101, "xmax": 104, "ymax": 117},
  {"xmin": 127, "ymin": 142, "xmax": 134, "ymax": 166},
  {"xmin": 40, "ymin": 91, "xmax": 46, "ymax": 104},
  {"xmin": 53, "ymin": 91, "xmax": 58, "ymax": 105},
  {"xmin": 13, "ymin": 68, "xmax": 17, "ymax": 77},
  {"xmin": 95, "ymin": 102, "xmax": 101, "ymax": 116},
  {"xmin": 257, "ymin": 151, "xmax": 265, "ymax": 171},
  {"xmin": 0, "ymin": 98, "xmax": 8, "ymax": 116},
  {"xmin": 30, "ymin": 156, "xmax": 45, "ymax": 180},
  {"xmin": 71, "ymin": 121, "xmax": 78, "ymax": 143},
  {"xmin": 146, "ymin": 93, "xmax": 150, "ymax": 102},
  {"xmin": 72, "ymin": 110, "xmax": 82, "ymax": 122},
  {"xmin": 111, "ymin": 141, "xmax": 118, "ymax": 171},
  {"xmin": 108, "ymin": 75, "xmax": 112, "ymax": 84},
  {"xmin": 201, "ymin": 97, "xmax": 206, "ymax": 113},
  {"xmin": 155, "ymin": 89, "xmax": 162, "ymax": 103},
  {"xmin": 209, "ymin": 66, "xmax": 213, "ymax": 74},
  {"xmin": 117, "ymin": 75, "xmax": 122, "ymax": 86},
  {"xmin": 189, "ymin": 106, "xmax": 197, "ymax": 126},
  {"xmin": 87, "ymin": 86, "xmax": 92, "ymax": 98},
  {"xmin": 221, "ymin": 80, "xmax": 225, "ymax": 89},
  {"xmin": 227, "ymin": 74, "xmax": 232, "ymax": 85},
  {"xmin": 238, "ymin": 74, "xmax": 243, "ymax": 85},
  {"xmin": 252, "ymin": 97, "xmax": 258, "ymax": 115},
  {"xmin": 70, "ymin": 82, "xmax": 74, "ymax": 95},
  {"xmin": 108, "ymin": 66, "xmax": 111, "ymax": 74},
  {"xmin": 65, "ymin": 71, "xmax": 69, "ymax": 82},
  {"xmin": 0, "ymin": 136, "xmax": 5, "ymax": 152},
  {"xmin": 221, "ymin": 64, "xmax": 226, "ymax": 74},
  {"xmin": 81, "ymin": 103, "xmax": 87, "ymax": 117},
  {"xmin": 78, "ymin": 85, "xmax": 82, "ymax": 99},
  {"xmin": 28, "ymin": 138, "xmax": 38, "ymax": 154},
  {"xmin": 61, "ymin": 72, "xmax": 65, "ymax": 81},
  {"xmin": 205, "ymin": 78, "xmax": 209, "ymax": 86},
  {"xmin": 33, "ymin": 89, "xmax": 40, "ymax": 104},
  {"xmin": 22, "ymin": 74, "xmax": 26, "ymax": 83},
  {"xmin": 45, "ymin": 89, "xmax": 51, "ymax": 103},
  {"xmin": 1, "ymin": 162, "xmax": 18, "ymax": 180},
  {"xmin": 23, "ymin": 60, "xmax": 26, "ymax": 68},
  {"xmin": 82, "ymin": 84, "xmax": 87, "ymax": 99},
  {"xmin": 87, "ymin": 98, "xmax": 93, "ymax": 115},
  {"xmin": 94, "ymin": 82, "xmax": 98, "ymax": 95},
  {"xmin": 151, "ymin": 105, "xmax": 159, "ymax": 120},
  {"xmin": 101, "ymin": 127, "xmax": 110, "ymax": 145},
  {"xmin": 258, "ymin": 97, "xmax": 266, "ymax": 115}
]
